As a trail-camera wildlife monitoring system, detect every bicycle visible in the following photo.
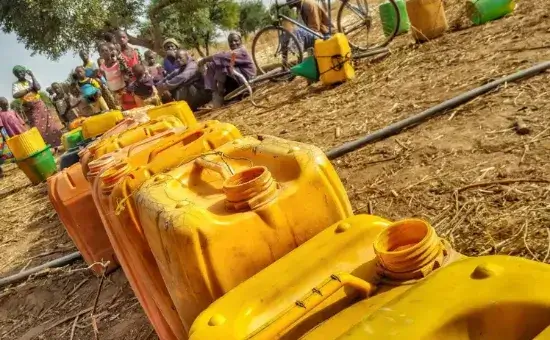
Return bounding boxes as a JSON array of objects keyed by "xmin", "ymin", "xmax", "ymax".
[{"xmin": 251, "ymin": 0, "xmax": 400, "ymax": 78}]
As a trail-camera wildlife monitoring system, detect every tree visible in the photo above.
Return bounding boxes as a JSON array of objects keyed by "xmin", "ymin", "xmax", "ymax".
[
  {"xmin": 238, "ymin": 0, "xmax": 270, "ymax": 38},
  {"xmin": 140, "ymin": 0, "xmax": 240, "ymax": 57},
  {"xmin": 10, "ymin": 100, "xmax": 23, "ymax": 115}
]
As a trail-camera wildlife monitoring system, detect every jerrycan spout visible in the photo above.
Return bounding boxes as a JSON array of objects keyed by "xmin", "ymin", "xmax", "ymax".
[
  {"xmin": 100, "ymin": 161, "xmax": 132, "ymax": 195},
  {"xmin": 374, "ymin": 219, "xmax": 451, "ymax": 282},
  {"xmin": 223, "ymin": 166, "xmax": 278, "ymax": 212}
]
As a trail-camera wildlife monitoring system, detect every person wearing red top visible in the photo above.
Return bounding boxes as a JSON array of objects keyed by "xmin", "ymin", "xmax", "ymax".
[{"xmin": 116, "ymin": 29, "xmax": 142, "ymax": 72}]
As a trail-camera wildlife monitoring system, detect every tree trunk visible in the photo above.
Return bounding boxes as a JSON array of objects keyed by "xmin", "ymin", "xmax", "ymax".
[{"xmin": 195, "ymin": 44, "xmax": 206, "ymax": 58}]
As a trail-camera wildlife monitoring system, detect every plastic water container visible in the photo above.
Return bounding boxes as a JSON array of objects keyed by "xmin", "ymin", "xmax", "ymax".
[
  {"xmin": 135, "ymin": 135, "xmax": 353, "ymax": 333},
  {"xmin": 47, "ymin": 163, "xmax": 118, "ymax": 275},
  {"xmin": 147, "ymin": 101, "xmax": 197, "ymax": 128},
  {"xmin": 467, "ymin": 0, "xmax": 516, "ymax": 25},
  {"xmin": 380, "ymin": 0, "xmax": 410, "ymax": 37},
  {"xmin": 406, "ymin": 0, "xmax": 448, "ymax": 42},
  {"xmin": 93, "ymin": 115, "xmax": 183, "ymax": 158},
  {"xmin": 7, "ymin": 127, "xmax": 47, "ymax": 160},
  {"xmin": 61, "ymin": 128, "xmax": 84, "ymax": 151},
  {"xmin": 99, "ymin": 121, "xmax": 242, "ymax": 339},
  {"xmin": 314, "ymin": 33, "xmax": 355, "ymax": 85},
  {"xmin": 17, "ymin": 146, "xmax": 57, "ymax": 185},
  {"xmin": 81, "ymin": 110, "xmax": 124, "ymax": 139}
]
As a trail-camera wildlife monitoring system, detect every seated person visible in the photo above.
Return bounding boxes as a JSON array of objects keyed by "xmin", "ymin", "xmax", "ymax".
[
  {"xmin": 127, "ymin": 64, "xmax": 161, "ymax": 107},
  {"xmin": 156, "ymin": 49, "xmax": 211, "ymax": 111},
  {"xmin": 144, "ymin": 50, "xmax": 165, "ymax": 81},
  {"xmin": 198, "ymin": 33, "xmax": 256, "ymax": 108}
]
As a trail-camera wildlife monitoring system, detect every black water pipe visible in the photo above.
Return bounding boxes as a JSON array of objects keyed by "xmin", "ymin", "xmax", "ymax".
[
  {"xmin": 326, "ymin": 60, "xmax": 550, "ymax": 160},
  {"xmin": 0, "ymin": 252, "xmax": 81, "ymax": 288}
]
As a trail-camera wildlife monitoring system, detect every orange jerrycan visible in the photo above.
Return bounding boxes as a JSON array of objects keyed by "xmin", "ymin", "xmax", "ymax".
[
  {"xmin": 188, "ymin": 217, "xmax": 465, "ymax": 340},
  {"xmin": 95, "ymin": 121, "xmax": 242, "ymax": 340},
  {"xmin": 135, "ymin": 135, "xmax": 353, "ymax": 333},
  {"xmin": 147, "ymin": 101, "xmax": 197, "ymax": 128},
  {"xmin": 47, "ymin": 163, "xmax": 118, "ymax": 275}
]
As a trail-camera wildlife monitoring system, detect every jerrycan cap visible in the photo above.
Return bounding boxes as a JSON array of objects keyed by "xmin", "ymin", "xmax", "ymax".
[{"xmin": 223, "ymin": 166, "xmax": 278, "ymax": 212}]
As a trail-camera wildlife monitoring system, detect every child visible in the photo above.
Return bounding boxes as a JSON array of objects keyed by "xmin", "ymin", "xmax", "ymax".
[
  {"xmin": 144, "ymin": 50, "xmax": 165, "ymax": 81},
  {"xmin": 0, "ymin": 96, "xmax": 27, "ymax": 137},
  {"xmin": 75, "ymin": 66, "xmax": 109, "ymax": 112},
  {"xmin": 99, "ymin": 42, "xmax": 136, "ymax": 110},
  {"xmin": 127, "ymin": 64, "xmax": 161, "ymax": 107},
  {"xmin": 51, "ymin": 82, "xmax": 79, "ymax": 125}
]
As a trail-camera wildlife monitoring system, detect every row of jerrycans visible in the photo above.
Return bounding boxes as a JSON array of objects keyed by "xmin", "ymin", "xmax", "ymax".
[{"xmin": 47, "ymin": 101, "xmax": 355, "ymax": 340}]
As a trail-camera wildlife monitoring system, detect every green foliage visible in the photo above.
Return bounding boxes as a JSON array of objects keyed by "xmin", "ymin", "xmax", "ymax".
[
  {"xmin": 0, "ymin": 0, "xmax": 145, "ymax": 59},
  {"xmin": 238, "ymin": 0, "xmax": 270, "ymax": 37},
  {"xmin": 141, "ymin": 0, "xmax": 240, "ymax": 57},
  {"xmin": 38, "ymin": 91, "xmax": 54, "ymax": 108}
]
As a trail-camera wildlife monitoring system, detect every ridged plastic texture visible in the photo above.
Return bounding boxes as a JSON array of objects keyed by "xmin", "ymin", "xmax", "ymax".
[
  {"xmin": 101, "ymin": 121, "xmax": 242, "ymax": 340},
  {"xmin": 314, "ymin": 33, "xmax": 355, "ymax": 85},
  {"xmin": 406, "ymin": 0, "xmax": 448, "ymax": 41},
  {"xmin": 135, "ymin": 135, "xmax": 353, "ymax": 334},
  {"xmin": 47, "ymin": 163, "xmax": 118, "ymax": 275},
  {"xmin": 146, "ymin": 101, "xmax": 197, "ymax": 128},
  {"xmin": 81, "ymin": 110, "xmax": 124, "ymax": 139},
  {"xmin": 7, "ymin": 127, "xmax": 47, "ymax": 160}
]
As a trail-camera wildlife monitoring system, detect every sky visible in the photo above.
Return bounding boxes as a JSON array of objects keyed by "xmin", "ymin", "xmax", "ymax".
[{"xmin": 0, "ymin": 32, "xmax": 82, "ymax": 100}]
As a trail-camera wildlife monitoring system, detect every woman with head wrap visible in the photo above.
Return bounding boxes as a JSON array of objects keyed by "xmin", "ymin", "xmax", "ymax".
[
  {"xmin": 163, "ymin": 38, "xmax": 180, "ymax": 74},
  {"xmin": 12, "ymin": 65, "xmax": 63, "ymax": 149},
  {"xmin": 198, "ymin": 32, "xmax": 256, "ymax": 108}
]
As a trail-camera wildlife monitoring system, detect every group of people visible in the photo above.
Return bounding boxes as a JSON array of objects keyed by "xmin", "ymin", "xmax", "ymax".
[
  {"xmin": 0, "ymin": 0, "xmax": 332, "ymax": 175},
  {"xmin": 48, "ymin": 30, "xmax": 258, "ymax": 128}
]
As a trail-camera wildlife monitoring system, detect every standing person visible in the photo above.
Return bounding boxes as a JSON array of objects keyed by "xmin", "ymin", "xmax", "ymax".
[
  {"xmin": 0, "ymin": 97, "xmax": 27, "ymax": 137},
  {"xmin": 11, "ymin": 65, "xmax": 62, "ymax": 149},
  {"xmin": 287, "ymin": 0, "xmax": 334, "ymax": 36},
  {"xmin": 199, "ymin": 33, "xmax": 256, "ymax": 108},
  {"xmin": 79, "ymin": 50, "xmax": 99, "ymax": 78},
  {"xmin": 162, "ymin": 38, "xmax": 180, "ymax": 74},
  {"xmin": 156, "ymin": 49, "xmax": 211, "ymax": 111},
  {"xmin": 99, "ymin": 42, "xmax": 136, "ymax": 110},
  {"xmin": 116, "ymin": 29, "xmax": 142, "ymax": 71},
  {"xmin": 74, "ymin": 66, "xmax": 109, "ymax": 113},
  {"xmin": 144, "ymin": 50, "xmax": 164, "ymax": 81},
  {"xmin": 51, "ymin": 83, "xmax": 79, "ymax": 125}
]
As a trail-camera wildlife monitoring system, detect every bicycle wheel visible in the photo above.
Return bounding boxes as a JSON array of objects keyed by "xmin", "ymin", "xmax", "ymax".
[
  {"xmin": 252, "ymin": 25, "xmax": 304, "ymax": 82},
  {"xmin": 337, "ymin": 0, "xmax": 400, "ymax": 50}
]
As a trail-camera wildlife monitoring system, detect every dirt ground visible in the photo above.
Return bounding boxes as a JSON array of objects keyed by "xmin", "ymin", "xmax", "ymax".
[{"xmin": 1, "ymin": 1, "xmax": 550, "ymax": 339}]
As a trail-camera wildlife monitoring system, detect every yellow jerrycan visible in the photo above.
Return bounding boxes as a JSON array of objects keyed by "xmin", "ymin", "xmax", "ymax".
[
  {"xmin": 135, "ymin": 135, "xmax": 353, "ymax": 334},
  {"xmin": 97, "ymin": 121, "xmax": 242, "ymax": 340},
  {"xmin": 93, "ymin": 115, "xmax": 184, "ymax": 158},
  {"xmin": 314, "ymin": 33, "xmax": 355, "ymax": 85},
  {"xmin": 147, "ymin": 101, "xmax": 197, "ymax": 128}
]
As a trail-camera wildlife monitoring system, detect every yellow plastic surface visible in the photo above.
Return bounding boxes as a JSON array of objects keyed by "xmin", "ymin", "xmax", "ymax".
[
  {"xmin": 93, "ymin": 115, "xmax": 183, "ymax": 158},
  {"xmin": 147, "ymin": 101, "xmax": 197, "ymax": 128},
  {"xmin": 188, "ymin": 214, "xmax": 392, "ymax": 340},
  {"xmin": 407, "ymin": 0, "xmax": 448, "ymax": 42},
  {"xmin": 6, "ymin": 127, "xmax": 47, "ymax": 160},
  {"xmin": 314, "ymin": 33, "xmax": 355, "ymax": 85},
  {"xmin": 338, "ymin": 256, "xmax": 550, "ymax": 340},
  {"xmin": 81, "ymin": 110, "xmax": 124, "ymax": 139},
  {"xmin": 136, "ymin": 135, "xmax": 353, "ymax": 334},
  {"xmin": 102, "ymin": 121, "xmax": 242, "ymax": 339}
]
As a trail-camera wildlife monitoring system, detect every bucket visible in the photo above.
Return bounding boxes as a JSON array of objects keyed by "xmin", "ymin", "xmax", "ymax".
[
  {"xmin": 7, "ymin": 127, "xmax": 47, "ymax": 160},
  {"xmin": 467, "ymin": 0, "xmax": 515, "ymax": 25},
  {"xmin": 406, "ymin": 0, "xmax": 448, "ymax": 42},
  {"xmin": 380, "ymin": 0, "xmax": 411, "ymax": 37},
  {"xmin": 17, "ymin": 146, "xmax": 57, "ymax": 185}
]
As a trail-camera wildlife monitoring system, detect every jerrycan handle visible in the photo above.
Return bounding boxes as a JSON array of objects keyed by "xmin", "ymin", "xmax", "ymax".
[
  {"xmin": 194, "ymin": 157, "xmax": 233, "ymax": 179},
  {"xmin": 148, "ymin": 130, "xmax": 205, "ymax": 160},
  {"xmin": 249, "ymin": 272, "xmax": 376, "ymax": 340}
]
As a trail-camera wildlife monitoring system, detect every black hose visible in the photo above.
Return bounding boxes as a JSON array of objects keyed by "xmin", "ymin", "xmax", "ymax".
[
  {"xmin": 0, "ymin": 252, "xmax": 81, "ymax": 288},
  {"xmin": 326, "ymin": 61, "xmax": 550, "ymax": 160}
]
